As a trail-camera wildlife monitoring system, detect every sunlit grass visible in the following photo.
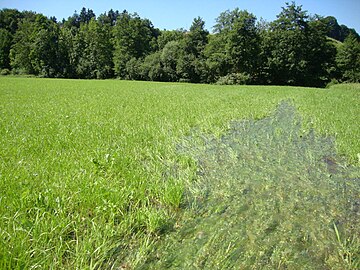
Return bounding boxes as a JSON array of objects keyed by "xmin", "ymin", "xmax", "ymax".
[
  {"xmin": 0, "ymin": 77, "xmax": 359, "ymax": 269},
  {"xmin": 142, "ymin": 102, "xmax": 359, "ymax": 269}
]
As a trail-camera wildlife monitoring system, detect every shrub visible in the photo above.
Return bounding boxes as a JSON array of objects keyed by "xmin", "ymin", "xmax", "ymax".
[
  {"xmin": 216, "ymin": 72, "xmax": 251, "ymax": 85},
  {"xmin": 0, "ymin": 68, "xmax": 11, "ymax": 75},
  {"xmin": 178, "ymin": 78, "xmax": 191, "ymax": 83},
  {"xmin": 326, "ymin": 78, "xmax": 339, "ymax": 88},
  {"xmin": 126, "ymin": 57, "xmax": 142, "ymax": 80}
]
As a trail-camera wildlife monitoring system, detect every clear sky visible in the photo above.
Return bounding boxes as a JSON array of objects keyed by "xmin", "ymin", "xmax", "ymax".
[{"xmin": 0, "ymin": 0, "xmax": 359, "ymax": 33}]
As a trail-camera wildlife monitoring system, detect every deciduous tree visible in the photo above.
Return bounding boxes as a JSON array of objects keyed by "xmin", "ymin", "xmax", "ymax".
[
  {"xmin": 113, "ymin": 11, "xmax": 159, "ymax": 78},
  {"xmin": 177, "ymin": 17, "xmax": 208, "ymax": 82},
  {"xmin": 336, "ymin": 33, "xmax": 360, "ymax": 82},
  {"xmin": 262, "ymin": 2, "xmax": 336, "ymax": 86},
  {"xmin": 0, "ymin": 28, "xmax": 12, "ymax": 69},
  {"xmin": 76, "ymin": 18, "xmax": 113, "ymax": 79}
]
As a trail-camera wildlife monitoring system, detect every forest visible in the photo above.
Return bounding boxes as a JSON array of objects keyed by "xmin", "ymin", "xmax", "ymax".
[{"xmin": 0, "ymin": 2, "xmax": 359, "ymax": 87}]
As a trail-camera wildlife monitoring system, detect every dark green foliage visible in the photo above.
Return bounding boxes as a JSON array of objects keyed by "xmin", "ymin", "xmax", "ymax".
[
  {"xmin": 0, "ymin": 68, "xmax": 11, "ymax": 75},
  {"xmin": 10, "ymin": 13, "xmax": 38, "ymax": 75},
  {"xmin": 98, "ymin": 9, "xmax": 120, "ymax": 26},
  {"xmin": 58, "ymin": 26, "xmax": 78, "ymax": 78},
  {"xmin": 126, "ymin": 57, "xmax": 142, "ymax": 80},
  {"xmin": 30, "ymin": 16, "xmax": 61, "ymax": 77},
  {"xmin": 0, "ymin": 9, "xmax": 23, "ymax": 34},
  {"xmin": 176, "ymin": 17, "xmax": 208, "ymax": 83},
  {"xmin": 0, "ymin": 4, "xmax": 359, "ymax": 86},
  {"xmin": 157, "ymin": 29, "xmax": 185, "ymax": 50},
  {"xmin": 78, "ymin": 8, "xmax": 96, "ymax": 25},
  {"xmin": 207, "ymin": 9, "xmax": 260, "ymax": 83},
  {"xmin": 113, "ymin": 11, "xmax": 159, "ymax": 78},
  {"xmin": 63, "ymin": 7, "xmax": 96, "ymax": 28},
  {"xmin": 186, "ymin": 17, "xmax": 209, "ymax": 57},
  {"xmin": 320, "ymin": 16, "xmax": 360, "ymax": 42},
  {"xmin": 226, "ymin": 11, "xmax": 260, "ymax": 76},
  {"xmin": 262, "ymin": 3, "xmax": 311, "ymax": 85},
  {"xmin": 140, "ymin": 52, "xmax": 165, "ymax": 81},
  {"xmin": 176, "ymin": 53, "xmax": 198, "ymax": 82},
  {"xmin": 204, "ymin": 34, "xmax": 229, "ymax": 82},
  {"xmin": 216, "ymin": 72, "xmax": 251, "ymax": 85},
  {"xmin": 6, "ymin": 12, "xmax": 70, "ymax": 78},
  {"xmin": 160, "ymin": 41, "xmax": 182, "ymax": 82},
  {"xmin": 0, "ymin": 28, "xmax": 12, "ymax": 69},
  {"xmin": 336, "ymin": 33, "xmax": 360, "ymax": 82},
  {"xmin": 0, "ymin": 9, "xmax": 21, "ymax": 69},
  {"xmin": 75, "ymin": 19, "xmax": 114, "ymax": 79},
  {"xmin": 261, "ymin": 2, "xmax": 336, "ymax": 87}
]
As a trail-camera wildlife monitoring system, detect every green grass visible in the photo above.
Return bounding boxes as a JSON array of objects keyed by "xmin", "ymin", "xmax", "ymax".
[
  {"xmin": 141, "ymin": 101, "xmax": 360, "ymax": 269},
  {"xmin": 0, "ymin": 77, "xmax": 359, "ymax": 269}
]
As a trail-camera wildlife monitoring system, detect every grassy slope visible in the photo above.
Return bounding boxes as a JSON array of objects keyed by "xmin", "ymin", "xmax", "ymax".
[{"xmin": 0, "ymin": 77, "xmax": 359, "ymax": 269}]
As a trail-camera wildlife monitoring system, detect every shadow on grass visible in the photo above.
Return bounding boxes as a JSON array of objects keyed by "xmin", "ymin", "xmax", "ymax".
[{"xmin": 140, "ymin": 101, "xmax": 360, "ymax": 269}]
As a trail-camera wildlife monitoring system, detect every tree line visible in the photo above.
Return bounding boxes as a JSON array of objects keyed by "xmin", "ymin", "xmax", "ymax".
[{"xmin": 0, "ymin": 2, "xmax": 359, "ymax": 87}]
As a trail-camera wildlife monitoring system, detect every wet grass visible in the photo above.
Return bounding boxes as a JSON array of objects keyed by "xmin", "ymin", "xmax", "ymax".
[
  {"xmin": 0, "ymin": 77, "xmax": 359, "ymax": 269},
  {"xmin": 141, "ymin": 102, "xmax": 359, "ymax": 269}
]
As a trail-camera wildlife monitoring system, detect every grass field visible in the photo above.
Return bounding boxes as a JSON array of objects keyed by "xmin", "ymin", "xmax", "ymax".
[{"xmin": 0, "ymin": 77, "xmax": 359, "ymax": 269}]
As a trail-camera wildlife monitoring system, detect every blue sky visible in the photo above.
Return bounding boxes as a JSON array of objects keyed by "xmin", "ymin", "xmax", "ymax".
[{"xmin": 1, "ymin": 0, "xmax": 359, "ymax": 33}]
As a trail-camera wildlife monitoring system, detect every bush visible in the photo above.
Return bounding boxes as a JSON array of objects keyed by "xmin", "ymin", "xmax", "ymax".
[
  {"xmin": 12, "ymin": 68, "xmax": 28, "ymax": 76},
  {"xmin": 216, "ymin": 72, "xmax": 251, "ymax": 85},
  {"xmin": 126, "ymin": 58, "xmax": 142, "ymax": 80},
  {"xmin": 178, "ymin": 78, "xmax": 191, "ymax": 83},
  {"xmin": 326, "ymin": 78, "xmax": 339, "ymax": 88},
  {"xmin": 0, "ymin": 68, "xmax": 11, "ymax": 75}
]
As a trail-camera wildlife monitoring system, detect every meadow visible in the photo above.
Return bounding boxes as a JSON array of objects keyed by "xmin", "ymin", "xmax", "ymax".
[{"xmin": 0, "ymin": 77, "xmax": 359, "ymax": 269}]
